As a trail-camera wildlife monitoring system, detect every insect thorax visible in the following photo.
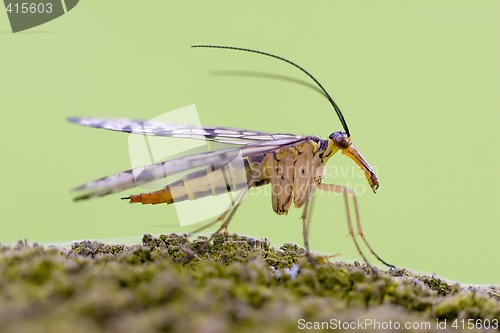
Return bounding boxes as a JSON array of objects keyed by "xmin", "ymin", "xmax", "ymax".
[{"xmin": 245, "ymin": 138, "xmax": 331, "ymax": 214}]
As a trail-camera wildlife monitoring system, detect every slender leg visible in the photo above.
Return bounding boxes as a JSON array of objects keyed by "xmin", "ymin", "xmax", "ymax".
[
  {"xmin": 348, "ymin": 190, "xmax": 395, "ymax": 268},
  {"xmin": 317, "ymin": 183, "xmax": 394, "ymax": 268},
  {"xmin": 185, "ymin": 190, "xmax": 247, "ymax": 256},
  {"xmin": 188, "ymin": 189, "xmax": 247, "ymax": 236},
  {"xmin": 300, "ymin": 186, "xmax": 317, "ymax": 263},
  {"xmin": 189, "ymin": 206, "xmax": 232, "ymax": 236}
]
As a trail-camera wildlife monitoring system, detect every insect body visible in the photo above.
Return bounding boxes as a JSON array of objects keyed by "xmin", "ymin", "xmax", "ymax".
[{"xmin": 69, "ymin": 45, "xmax": 393, "ymax": 268}]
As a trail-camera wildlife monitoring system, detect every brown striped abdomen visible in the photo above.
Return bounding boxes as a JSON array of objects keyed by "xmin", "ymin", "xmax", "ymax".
[{"xmin": 127, "ymin": 156, "xmax": 270, "ymax": 205}]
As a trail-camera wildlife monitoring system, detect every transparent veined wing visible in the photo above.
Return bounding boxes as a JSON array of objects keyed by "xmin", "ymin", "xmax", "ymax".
[
  {"xmin": 68, "ymin": 117, "xmax": 299, "ymax": 145},
  {"xmin": 71, "ymin": 129, "xmax": 313, "ymax": 201}
]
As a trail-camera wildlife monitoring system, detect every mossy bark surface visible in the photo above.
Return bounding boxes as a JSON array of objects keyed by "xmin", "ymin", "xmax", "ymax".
[{"xmin": 0, "ymin": 233, "xmax": 498, "ymax": 332}]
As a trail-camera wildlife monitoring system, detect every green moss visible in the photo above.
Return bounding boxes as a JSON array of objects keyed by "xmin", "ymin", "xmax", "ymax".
[{"xmin": 0, "ymin": 233, "xmax": 498, "ymax": 333}]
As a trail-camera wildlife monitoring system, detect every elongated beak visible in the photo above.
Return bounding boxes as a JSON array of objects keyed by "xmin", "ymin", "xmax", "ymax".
[{"xmin": 342, "ymin": 144, "xmax": 379, "ymax": 193}]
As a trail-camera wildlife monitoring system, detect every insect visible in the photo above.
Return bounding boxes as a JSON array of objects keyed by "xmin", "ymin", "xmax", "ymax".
[{"xmin": 69, "ymin": 45, "xmax": 393, "ymax": 268}]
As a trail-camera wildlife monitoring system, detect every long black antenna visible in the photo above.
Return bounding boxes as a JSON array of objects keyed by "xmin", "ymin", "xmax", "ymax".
[{"xmin": 191, "ymin": 44, "xmax": 351, "ymax": 137}]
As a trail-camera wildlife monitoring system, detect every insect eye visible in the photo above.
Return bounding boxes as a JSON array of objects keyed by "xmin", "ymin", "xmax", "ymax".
[
  {"xmin": 330, "ymin": 132, "xmax": 350, "ymax": 149},
  {"xmin": 336, "ymin": 137, "xmax": 350, "ymax": 149}
]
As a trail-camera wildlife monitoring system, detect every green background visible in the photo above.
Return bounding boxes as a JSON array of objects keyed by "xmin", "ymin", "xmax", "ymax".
[{"xmin": 0, "ymin": 1, "xmax": 498, "ymax": 284}]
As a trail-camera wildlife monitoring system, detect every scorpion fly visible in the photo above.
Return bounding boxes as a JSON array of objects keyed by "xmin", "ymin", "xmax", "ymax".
[{"xmin": 69, "ymin": 45, "xmax": 394, "ymax": 268}]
